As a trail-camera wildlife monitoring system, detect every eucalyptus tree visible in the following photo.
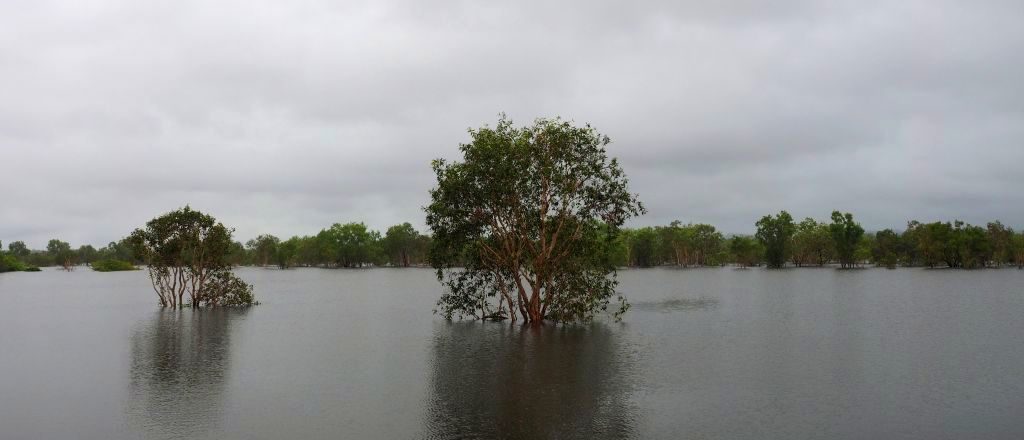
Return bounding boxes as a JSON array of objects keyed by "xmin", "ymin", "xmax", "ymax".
[
  {"xmin": 790, "ymin": 218, "xmax": 833, "ymax": 267},
  {"xmin": 275, "ymin": 236, "xmax": 300, "ymax": 269},
  {"xmin": 986, "ymin": 221, "xmax": 1014, "ymax": 266},
  {"xmin": 790, "ymin": 218, "xmax": 816, "ymax": 267},
  {"xmin": 77, "ymin": 245, "xmax": 98, "ymax": 266},
  {"xmin": 899, "ymin": 221, "xmax": 924, "ymax": 266},
  {"xmin": 295, "ymin": 235, "xmax": 322, "ymax": 267},
  {"xmin": 98, "ymin": 238, "xmax": 139, "ymax": 263},
  {"xmin": 226, "ymin": 241, "xmax": 249, "ymax": 266},
  {"xmin": 658, "ymin": 223, "xmax": 685, "ymax": 265},
  {"xmin": 1014, "ymin": 232, "xmax": 1024, "ymax": 269},
  {"xmin": 321, "ymin": 222, "xmax": 383, "ymax": 267},
  {"xmin": 915, "ymin": 221, "xmax": 953, "ymax": 268},
  {"xmin": 47, "ymin": 239, "xmax": 76, "ymax": 271},
  {"xmin": 690, "ymin": 223, "xmax": 724, "ymax": 266},
  {"xmin": 383, "ymin": 222, "xmax": 424, "ymax": 267},
  {"xmin": 129, "ymin": 206, "xmax": 255, "ymax": 308},
  {"xmin": 426, "ymin": 116, "xmax": 644, "ymax": 323},
  {"xmin": 246, "ymin": 234, "xmax": 280, "ymax": 267},
  {"xmin": 957, "ymin": 223, "xmax": 991, "ymax": 269},
  {"xmin": 660, "ymin": 222, "xmax": 723, "ymax": 267},
  {"xmin": 854, "ymin": 234, "xmax": 874, "ymax": 268},
  {"xmin": 629, "ymin": 227, "xmax": 660, "ymax": 268},
  {"xmin": 609, "ymin": 229, "xmax": 633, "ymax": 267},
  {"xmin": 873, "ymin": 229, "xmax": 901, "ymax": 269},
  {"xmin": 829, "ymin": 211, "xmax": 864, "ymax": 269},
  {"xmin": 755, "ymin": 211, "xmax": 795, "ymax": 268},
  {"xmin": 728, "ymin": 235, "xmax": 762, "ymax": 267},
  {"xmin": 7, "ymin": 241, "xmax": 29, "ymax": 259}
]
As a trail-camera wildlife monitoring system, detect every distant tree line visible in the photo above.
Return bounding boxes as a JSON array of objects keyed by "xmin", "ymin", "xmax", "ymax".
[
  {"xmin": 0, "ymin": 240, "xmax": 40, "ymax": 272},
  {"xmin": 0, "ymin": 238, "xmax": 138, "ymax": 272},
  {"xmin": 235, "ymin": 222, "xmax": 432, "ymax": 269},
  {"xmin": 3, "ymin": 212, "xmax": 1022, "ymax": 273},
  {"xmin": 0, "ymin": 221, "xmax": 432, "ymax": 272},
  {"xmin": 613, "ymin": 211, "xmax": 1024, "ymax": 270}
]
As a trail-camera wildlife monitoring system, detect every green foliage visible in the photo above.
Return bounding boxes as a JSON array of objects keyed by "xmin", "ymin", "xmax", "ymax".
[
  {"xmin": 129, "ymin": 206, "xmax": 256, "ymax": 307},
  {"xmin": 7, "ymin": 241, "xmax": 30, "ymax": 259},
  {"xmin": 47, "ymin": 239, "xmax": 76, "ymax": 270},
  {"xmin": 0, "ymin": 253, "xmax": 33, "ymax": 272},
  {"xmin": 854, "ymin": 234, "xmax": 874, "ymax": 267},
  {"xmin": 227, "ymin": 241, "xmax": 249, "ymax": 266},
  {"xmin": 987, "ymin": 221, "xmax": 1014, "ymax": 266},
  {"xmin": 957, "ymin": 223, "xmax": 991, "ymax": 269},
  {"xmin": 729, "ymin": 235, "xmax": 763, "ymax": 267},
  {"xmin": 611, "ymin": 214, "xmax": 1013, "ymax": 270},
  {"xmin": 275, "ymin": 236, "xmax": 300, "ymax": 269},
  {"xmin": 873, "ymin": 229, "xmax": 901, "ymax": 269},
  {"xmin": 97, "ymin": 238, "xmax": 140, "ymax": 264},
  {"xmin": 294, "ymin": 235, "xmax": 323, "ymax": 266},
  {"xmin": 203, "ymin": 271, "xmax": 258, "ymax": 306},
  {"xmin": 791, "ymin": 218, "xmax": 833, "ymax": 266},
  {"xmin": 91, "ymin": 259, "xmax": 137, "ymax": 272},
  {"xmin": 382, "ymin": 223, "xmax": 430, "ymax": 267},
  {"xmin": 246, "ymin": 234, "xmax": 280, "ymax": 267},
  {"xmin": 0, "ymin": 242, "xmax": 39, "ymax": 273},
  {"xmin": 319, "ymin": 222, "xmax": 384, "ymax": 267},
  {"xmin": 829, "ymin": 211, "xmax": 865, "ymax": 269},
  {"xmin": 1013, "ymin": 232, "xmax": 1024, "ymax": 269},
  {"xmin": 659, "ymin": 222, "xmax": 725, "ymax": 267},
  {"xmin": 755, "ymin": 211, "xmax": 795, "ymax": 268},
  {"xmin": 426, "ymin": 115, "xmax": 644, "ymax": 323},
  {"xmin": 628, "ymin": 227, "xmax": 660, "ymax": 267},
  {"xmin": 897, "ymin": 219, "xmax": 1005, "ymax": 269},
  {"xmin": 77, "ymin": 245, "xmax": 98, "ymax": 265}
]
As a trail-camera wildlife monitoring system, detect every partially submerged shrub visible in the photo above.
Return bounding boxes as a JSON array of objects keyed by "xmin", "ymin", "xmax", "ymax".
[
  {"xmin": 203, "ymin": 271, "xmax": 258, "ymax": 306},
  {"xmin": 91, "ymin": 259, "xmax": 137, "ymax": 272},
  {"xmin": 0, "ymin": 254, "xmax": 36, "ymax": 273}
]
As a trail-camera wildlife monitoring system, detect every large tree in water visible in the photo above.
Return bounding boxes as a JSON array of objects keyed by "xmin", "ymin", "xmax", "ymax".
[{"xmin": 426, "ymin": 116, "xmax": 644, "ymax": 323}]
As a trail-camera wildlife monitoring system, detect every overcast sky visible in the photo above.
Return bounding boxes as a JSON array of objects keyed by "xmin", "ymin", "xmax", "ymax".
[{"xmin": 3, "ymin": 0, "xmax": 1023, "ymax": 248}]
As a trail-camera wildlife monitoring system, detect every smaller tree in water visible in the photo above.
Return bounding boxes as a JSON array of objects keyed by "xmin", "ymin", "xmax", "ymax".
[{"xmin": 129, "ymin": 207, "xmax": 256, "ymax": 307}]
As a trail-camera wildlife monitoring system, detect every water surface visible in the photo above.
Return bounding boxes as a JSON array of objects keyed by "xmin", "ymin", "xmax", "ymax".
[{"xmin": 0, "ymin": 267, "xmax": 1021, "ymax": 439}]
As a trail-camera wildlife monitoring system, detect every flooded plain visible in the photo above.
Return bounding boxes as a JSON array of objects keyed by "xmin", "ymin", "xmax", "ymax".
[{"xmin": 0, "ymin": 266, "xmax": 1021, "ymax": 439}]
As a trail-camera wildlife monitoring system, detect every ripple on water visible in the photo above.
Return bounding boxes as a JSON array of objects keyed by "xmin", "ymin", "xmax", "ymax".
[{"xmin": 631, "ymin": 297, "xmax": 720, "ymax": 313}]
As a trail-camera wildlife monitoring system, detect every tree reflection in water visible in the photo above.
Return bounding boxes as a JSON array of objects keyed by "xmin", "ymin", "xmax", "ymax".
[
  {"xmin": 127, "ymin": 308, "xmax": 246, "ymax": 439},
  {"xmin": 425, "ymin": 321, "xmax": 638, "ymax": 439}
]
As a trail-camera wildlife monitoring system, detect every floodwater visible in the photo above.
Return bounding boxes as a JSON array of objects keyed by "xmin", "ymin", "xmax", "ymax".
[{"xmin": 0, "ymin": 266, "xmax": 1022, "ymax": 439}]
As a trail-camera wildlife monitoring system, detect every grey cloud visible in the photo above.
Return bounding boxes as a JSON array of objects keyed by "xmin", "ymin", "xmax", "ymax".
[{"xmin": 2, "ymin": 0, "xmax": 1023, "ymax": 248}]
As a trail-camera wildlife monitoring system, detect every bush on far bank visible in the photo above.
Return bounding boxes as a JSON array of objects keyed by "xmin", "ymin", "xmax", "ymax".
[{"xmin": 91, "ymin": 259, "xmax": 138, "ymax": 272}]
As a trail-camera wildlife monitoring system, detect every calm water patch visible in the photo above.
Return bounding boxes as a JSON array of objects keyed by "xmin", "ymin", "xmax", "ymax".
[{"xmin": 0, "ymin": 266, "xmax": 1022, "ymax": 439}]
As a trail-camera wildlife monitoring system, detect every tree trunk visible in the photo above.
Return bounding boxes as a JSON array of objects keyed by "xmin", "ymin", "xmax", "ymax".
[
  {"xmin": 526, "ymin": 299, "xmax": 543, "ymax": 322},
  {"xmin": 526, "ymin": 285, "xmax": 543, "ymax": 323}
]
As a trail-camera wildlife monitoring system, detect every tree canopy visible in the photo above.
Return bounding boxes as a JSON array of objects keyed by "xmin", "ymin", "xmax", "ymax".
[
  {"xmin": 755, "ymin": 211, "xmax": 796, "ymax": 268},
  {"xmin": 129, "ymin": 206, "xmax": 255, "ymax": 307},
  {"xmin": 829, "ymin": 211, "xmax": 865, "ymax": 269},
  {"xmin": 426, "ymin": 116, "xmax": 644, "ymax": 323}
]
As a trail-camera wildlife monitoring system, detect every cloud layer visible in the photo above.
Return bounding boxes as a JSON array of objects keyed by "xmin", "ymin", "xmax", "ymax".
[{"xmin": 3, "ymin": 0, "xmax": 1023, "ymax": 248}]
